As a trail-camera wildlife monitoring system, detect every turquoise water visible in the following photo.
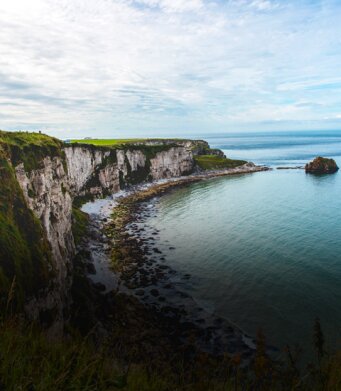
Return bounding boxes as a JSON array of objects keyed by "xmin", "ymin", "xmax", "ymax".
[{"xmin": 147, "ymin": 131, "xmax": 341, "ymax": 353}]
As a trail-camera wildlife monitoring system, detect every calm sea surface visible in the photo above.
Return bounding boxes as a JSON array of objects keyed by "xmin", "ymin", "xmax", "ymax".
[{"xmin": 146, "ymin": 131, "xmax": 341, "ymax": 353}]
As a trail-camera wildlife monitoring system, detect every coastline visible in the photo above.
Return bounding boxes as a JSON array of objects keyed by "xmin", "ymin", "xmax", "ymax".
[{"xmin": 79, "ymin": 163, "xmax": 272, "ymax": 362}]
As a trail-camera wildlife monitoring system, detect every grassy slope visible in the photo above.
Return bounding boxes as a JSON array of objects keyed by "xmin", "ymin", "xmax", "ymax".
[
  {"xmin": 0, "ymin": 319, "xmax": 223, "ymax": 391},
  {"xmin": 0, "ymin": 131, "xmax": 57, "ymax": 309},
  {"xmin": 0, "ymin": 131, "xmax": 65, "ymax": 172},
  {"xmin": 0, "ymin": 318, "xmax": 341, "ymax": 390},
  {"xmin": 194, "ymin": 155, "xmax": 247, "ymax": 170}
]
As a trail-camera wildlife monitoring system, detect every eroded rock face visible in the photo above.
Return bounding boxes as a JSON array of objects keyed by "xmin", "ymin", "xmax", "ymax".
[
  {"xmin": 64, "ymin": 145, "xmax": 194, "ymax": 196},
  {"xmin": 305, "ymin": 157, "xmax": 339, "ymax": 174},
  {"xmin": 150, "ymin": 147, "xmax": 193, "ymax": 179},
  {"xmin": 15, "ymin": 156, "xmax": 74, "ymax": 333},
  {"xmin": 64, "ymin": 146, "xmax": 110, "ymax": 193},
  {"xmin": 13, "ymin": 143, "xmax": 195, "ymax": 329}
]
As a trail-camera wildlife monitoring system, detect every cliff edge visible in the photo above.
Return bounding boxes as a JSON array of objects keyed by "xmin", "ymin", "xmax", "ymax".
[{"xmin": 0, "ymin": 131, "xmax": 243, "ymax": 331}]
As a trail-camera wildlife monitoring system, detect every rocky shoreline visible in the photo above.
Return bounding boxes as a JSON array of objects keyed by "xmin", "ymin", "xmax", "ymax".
[{"xmin": 77, "ymin": 163, "xmax": 273, "ymax": 364}]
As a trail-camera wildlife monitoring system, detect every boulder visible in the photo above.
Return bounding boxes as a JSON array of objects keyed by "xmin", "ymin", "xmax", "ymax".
[{"xmin": 305, "ymin": 157, "xmax": 339, "ymax": 174}]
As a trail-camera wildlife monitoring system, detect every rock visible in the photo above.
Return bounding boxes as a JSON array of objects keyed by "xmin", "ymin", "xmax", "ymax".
[
  {"xmin": 86, "ymin": 262, "xmax": 96, "ymax": 275},
  {"xmin": 93, "ymin": 282, "xmax": 106, "ymax": 292},
  {"xmin": 150, "ymin": 289, "xmax": 159, "ymax": 297},
  {"xmin": 277, "ymin": 166, "xmax": 303, "ymax": 170},
  {"xmin": 305, "ymin": 156, "xmax": 339, "ymax": 174}
]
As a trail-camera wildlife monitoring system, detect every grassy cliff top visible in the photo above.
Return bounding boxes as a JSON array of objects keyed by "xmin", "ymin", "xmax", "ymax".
[
  {"xmin": 0, "ymin": 131, "xmax": 62, "ymax": 149},
  {"xmin": 0, "ymin": 131, "xmax": 64, "ymax": 172},
  {"xmin": 71, "ymin": 138, "xmax": 171, "ymax": 145},
  {"xmin": 194, "ymin": 155, "xmax": 247, "ymax": 170},
  {"xmin": 69, "ymin": 138, "xmax": 207, "ymax": 147}
]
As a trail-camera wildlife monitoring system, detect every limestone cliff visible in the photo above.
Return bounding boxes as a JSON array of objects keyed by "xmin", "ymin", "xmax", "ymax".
[
  {"xmin": 15, "ymin": 156, "xmax": 74, "ymax": 333},
  {"xmin": 64, "ymin": 143, "xmax": 194, "ymax": 198},
  {"xmin": 0, "ymin": 132, "xmax": 210, "ymax": 330}
]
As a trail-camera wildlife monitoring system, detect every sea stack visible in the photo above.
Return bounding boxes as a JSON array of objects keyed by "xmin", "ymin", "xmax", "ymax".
[{"xmin": 305, "ymin": 156, "xmax": 339, "ymax": 174}]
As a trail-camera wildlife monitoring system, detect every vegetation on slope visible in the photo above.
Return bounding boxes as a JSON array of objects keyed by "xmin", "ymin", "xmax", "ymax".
[
  {"xmin": 0, "ymin": 316, "xmax": 341, "ymax": 390},
  {"xmin": 0, "ymin": 144, "xmax": 53, "ymax": 310},
  {"xmin": 72, "ymin": 207, "xmax": 89, "ymax": 246},
  {"xmin": 194, "ymin": 155, "xmax": 247, "ymax": 170},
  {"xmin": 0, "ymin": 130, "xmax": 65, "ymax": 172},
  {"xmin": 0, "ymin": 318, "xmax": 127, "ymax": 391}
]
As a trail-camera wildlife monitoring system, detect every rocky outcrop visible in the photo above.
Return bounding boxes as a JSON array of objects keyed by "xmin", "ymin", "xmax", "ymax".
[
  {"xmin": 15, "ymin": 156, "xmax": 74, "ymax": 333},
  {"xmin": 9, "ymin": 140, "xmax": 196, "ymax": 329},
  {"xmin": 149, "ymin": 147, "xmax": 193, "ymax": 179},
  {"xmin": 305, "ymin": 157, "xmax": 339, "ymax": 174},
  {"xmin": 64, "ymin": 145, "xmax": 110, "ymax": 193},
  {"xmin": 64, "ymin": 144, "xmax": 194, "ymax": 198}
]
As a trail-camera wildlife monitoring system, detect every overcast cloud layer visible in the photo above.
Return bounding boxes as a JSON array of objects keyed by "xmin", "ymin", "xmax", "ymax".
[{"xmin": 0, "ymin": 0, "xmax": 341, "ymax": 138}]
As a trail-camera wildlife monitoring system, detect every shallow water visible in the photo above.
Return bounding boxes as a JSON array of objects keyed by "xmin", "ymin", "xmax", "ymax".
[{"xmin": 145, "ymin": 131, "xmax": 341, "ymax": 353}]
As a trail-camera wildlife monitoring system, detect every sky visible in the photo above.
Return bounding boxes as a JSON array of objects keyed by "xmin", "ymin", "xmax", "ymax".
[{"xmin": 0, "ymin": 0, "xmax": 341, "ymax": 139}]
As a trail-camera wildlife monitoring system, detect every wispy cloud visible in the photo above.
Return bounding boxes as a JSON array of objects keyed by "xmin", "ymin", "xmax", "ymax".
[{"xmin": 0, "ymin": 0, "xmax": 340, "ymax": 137}]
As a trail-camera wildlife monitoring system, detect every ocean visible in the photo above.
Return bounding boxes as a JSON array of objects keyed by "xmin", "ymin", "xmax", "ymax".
[{"xmin": 144, "ymin": 130, "xmax": 341, "ymax": 354}]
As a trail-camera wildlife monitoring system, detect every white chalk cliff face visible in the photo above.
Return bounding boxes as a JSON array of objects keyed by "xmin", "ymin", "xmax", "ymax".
[
  {"xmin": 14, "ymin": 144, "xmax": 194, "ymax": 329},
  {"xmin": 64, "ymin": 145, "xmax": 194, "ymax": 196},
  {"xmin": 64, "ymin": 146, "xmax": 110, "ymax": 193},
  {"xmin": 150, "ymin": 147, "xmax": 193, "ymax": 180},
  {"xmin": 15, "ymin": 156, "xmax": 74, "ymax": 333}
]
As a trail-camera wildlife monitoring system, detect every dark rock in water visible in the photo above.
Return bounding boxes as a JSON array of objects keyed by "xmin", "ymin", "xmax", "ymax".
[
  {"xmin": 93, "ymin": 282, "xmax": 106, "ymax": 292},
  {"xmin": 150, "ymin": 289, "xmax": 159, "ymax": 297},
  {"xmin": 86, "ymin": 262, "xmax": 96, "ymax": 275},
  {"xmin": 277, "ymin": 166, "xmax": 303, "ymax": 170},
  {"xmin": 305, "ymin": 157, "xmax": 339, "ymax": 174},
  {"xmin": 135, "ymin": 289, "xmax": 145, "ymax": 296}
]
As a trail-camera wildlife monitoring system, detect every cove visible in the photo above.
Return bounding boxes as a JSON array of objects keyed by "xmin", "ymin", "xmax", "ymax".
[{"xmin": 143, "ymin": 167, "xmax": 341, "ymax": 354}]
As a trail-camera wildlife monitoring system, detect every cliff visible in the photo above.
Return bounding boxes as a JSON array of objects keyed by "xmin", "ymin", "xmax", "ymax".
[
  {"xmin": 0, "ymin": 131, "xmax": 230, "ymax": 330},
  {"xmin": 64, "ymin": 143, "xmax": 194, "ymax": 199}
]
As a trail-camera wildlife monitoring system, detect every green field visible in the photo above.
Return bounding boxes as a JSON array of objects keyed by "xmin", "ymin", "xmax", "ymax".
[
  {"xmin": 70, "ymin": 138, "xmax": 184, "ymax": 146},
  {"xmin": 194, "ymin": 154, "xmax": 247, "ymax": 170}
]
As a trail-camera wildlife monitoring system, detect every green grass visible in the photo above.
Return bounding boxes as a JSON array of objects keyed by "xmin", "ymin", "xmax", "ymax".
[
  {"xmin": 0, "ymin": 319, "xmax": 231, "ymax": 391},
  {"xmin": 70, "ymin": 138, "xmax": 184, "ymax": 146},
  {"xmin": 0, "ymin": 319, "xmax": 126, "ymax": 391},
  {"xmin": 1, "ymin": 317, "xmax": 341, "ymax": 390},
  {"xmin": 0, "ymin": 130, "xmax": 64, "ymax": 172},
  {"xmin": 194, "ymin": 155, "xmax": 247, "ymax": 170}
]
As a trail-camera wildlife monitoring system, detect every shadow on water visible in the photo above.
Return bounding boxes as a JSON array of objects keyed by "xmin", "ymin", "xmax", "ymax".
[{"xmin": 305, "ymin": 171, "xmax": 339, "ymax": 185}]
